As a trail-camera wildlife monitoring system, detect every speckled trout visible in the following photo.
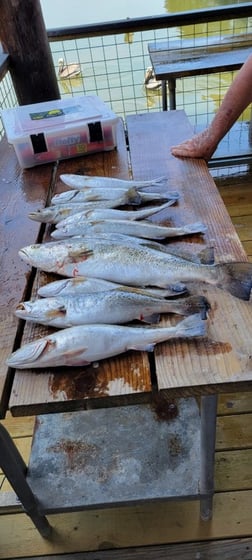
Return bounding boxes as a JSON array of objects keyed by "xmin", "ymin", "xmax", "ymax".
[
  {"xmin": 51, "ymin": 187, "xmax": 179, "ymax": 205},
  {"xmin": 60, "ymin": 173, "xmax": 166, "ymax": 190},
  {"xmin": 6, "ymin": 313, "xmax": 206, "ymax": 369},
  {"xmin": 28, "ymin": 188, "xmax": 141, "ymax": 224},
  {"xmin": 55, "ymin": 200, "xmax": 177, "ymax": 229},
  {"xmin": 15, "ymin": 291, "xmax": 209, "ymax": 328},
  {"xmin": 18, "ymin": 240, "xmax": 252, "ymax": 300},
  {"xmin": 38, "ymin": 276, "xmax": 187, "ymax": 298},
  {"xmin": 51, "ymin": 218, "xmax": 207, "ymax": 240}
]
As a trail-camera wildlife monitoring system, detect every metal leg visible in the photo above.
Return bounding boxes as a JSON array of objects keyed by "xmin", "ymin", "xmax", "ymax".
[
  {"xmin": 161, "ymin": 80, "xmax": 167, "ymax": 111},
  {"xmin": 0, "ymin": 422, "xmax": 52, "ymax": 538},
  {"xmin": 168, "ymin": 78, "xmax": 176, "ymax": 110},
  {"xmin": 199, "ymin": 394, "xmax": 217, "ymax": 521}
]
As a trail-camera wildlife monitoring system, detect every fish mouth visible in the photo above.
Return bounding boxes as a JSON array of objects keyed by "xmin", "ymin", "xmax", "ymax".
[{"xmin": 18, "ymin": 248, "xmax": 32, "ymax": 263}]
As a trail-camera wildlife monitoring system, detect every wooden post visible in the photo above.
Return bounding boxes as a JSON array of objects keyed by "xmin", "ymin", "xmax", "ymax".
[{"xmin": 0, "ymin": 0, "xmax": 60, "ymax": 105}]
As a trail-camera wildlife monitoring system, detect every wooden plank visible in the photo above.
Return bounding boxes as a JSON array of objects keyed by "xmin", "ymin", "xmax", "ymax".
[
  {"xmin": 232, "ymin": 215, "xmax": 252, "ymax": 241},
  {"xmin": 8, "ymin": 120, "xmax": 152, "ymax": 416},
  {"xmin": 6, "ymin": 538, "xmax": 252, "ymax": 560},
  {"xmin": 218, "ymin": 391, "xmax": 252, "ymax": 415},
  {"xmin": 215, "ymin": 449, "xmax": 252, "ymax": 491},
  {"xmin": 0, "ymin": 491, "xmax": 252, "ymax": 558},
  {"xmin": 0, "ymin": 436, "xmax": 32, "ymax": 480},
  {"xmin": 127, "ymin": 111, "xmax": 252, "ymax": 396},
  {"xmin": 219, "ymin": 181, "xmax": 252, "ymax": 218},
  {"xmin": 0, "ymin": 137, "xmax": 54, "ymax": 418},
  {"xmin": 0, "ymin": 412, "xmax": 34, "ymax": 438},
  {"xmin": 216, "ymin": 413, "xmax": 252, "ymax": 449}
]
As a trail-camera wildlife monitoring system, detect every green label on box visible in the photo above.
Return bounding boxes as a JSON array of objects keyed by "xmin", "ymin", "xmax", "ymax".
[
  {"xmin": 30, "ymin": 109, "xmax": 64, "ymax": 120},
  {"xmin": 30, "ymin": 105, "xmax": 82, "ymax": 121}
]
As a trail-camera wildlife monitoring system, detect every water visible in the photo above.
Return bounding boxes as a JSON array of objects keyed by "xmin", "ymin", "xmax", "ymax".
[{"xmin": 40, "ymin": 0, "xmax": 244, "ymax": 28}]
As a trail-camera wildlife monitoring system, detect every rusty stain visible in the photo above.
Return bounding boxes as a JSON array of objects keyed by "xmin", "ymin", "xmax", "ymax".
[
  {"xmin": 169, "ymin": 434, "xmax": 182, "ymax": 456},
  {"xmin": 151, "ymin": 392, "xmax": 178, "ymax": 422},
  {"xmin": 48, "ymin": 439, "xmax": 97, "ymax": 471},
  {"xmin": 48, "ymin": 367, "xmax": 100, "ymax": 400}
]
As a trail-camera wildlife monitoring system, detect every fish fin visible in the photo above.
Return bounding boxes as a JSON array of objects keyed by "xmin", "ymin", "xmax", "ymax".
[
  {"xmin": 63, "ymin": 349, "xmax": 90, "ymax": 366},
  {"xmin": 182, "ymin": 222, "xmax": 207, "ymax": 235},
  {"xmin": 47, "ymin": 305, "xmax": 67, "ymax": 318},
  {"xmin": 166, "ymin": 282, "xmax": 188, "ymax": 294},
  {"xmin": 139, "ymin": 313, "xmax": 160, "ymax": 324},
  {"xmin": 175, "ymin": 313, "xmax": 207, "ymax": 338},
  {"xmin": 216, "ymin": 262, "xmax": 252, "ymax": 300},
  {"xmin": 198, "ymin": 246, "xmax": 215, "ymax": 265},
  {"xmin": 68, "ymin": 248, "xmax": 93, "ymax": 262},
  {"xmin": 129, "ymin": 342, "xmax": 156, "ymax": 352},
  {"xmin": 166, "ymin": 246, "xmax": 214, "ymax": 265},
  {"xmin": 182, "ymin": 295, "xmax": 211, "ymax": 319}
]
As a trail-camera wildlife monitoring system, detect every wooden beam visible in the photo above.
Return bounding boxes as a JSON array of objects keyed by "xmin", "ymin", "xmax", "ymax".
[{"xmin": 0, "ymin": 0, "xmax": 60, "ymax": 104}]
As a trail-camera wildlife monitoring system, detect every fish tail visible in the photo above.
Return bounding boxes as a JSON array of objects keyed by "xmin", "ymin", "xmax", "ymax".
[
  {"xmin": 216, "ymin": 262, "xmax": 252, "ymax": 300},
  {"xmin": 175, "ymin": 313, "xmax": 207, "ymax": 339},
  {"xmin": 183, "ymin": 222, "xmax": 208, "ymax": 235}
]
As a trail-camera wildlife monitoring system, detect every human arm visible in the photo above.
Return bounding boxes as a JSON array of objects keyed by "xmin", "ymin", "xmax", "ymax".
[{"xmin": 171, "ymin": 53, "xmax": 252, "ymax": 160}]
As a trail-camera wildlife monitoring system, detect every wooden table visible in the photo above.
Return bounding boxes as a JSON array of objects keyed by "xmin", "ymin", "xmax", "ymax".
[{"xmin": 1, "ymin": 111, "xmax": 252, "ymax": 538}]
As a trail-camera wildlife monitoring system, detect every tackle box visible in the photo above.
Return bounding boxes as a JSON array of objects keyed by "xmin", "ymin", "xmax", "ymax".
[{"xmin": 0, "ymin": 95, "xmax": 119, "ymax": 168}]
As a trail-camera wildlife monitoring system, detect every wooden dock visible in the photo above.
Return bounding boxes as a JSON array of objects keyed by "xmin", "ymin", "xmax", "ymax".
[{"xmin": 0, "ymin": 168, "xmax": 252, "ymax": 559}]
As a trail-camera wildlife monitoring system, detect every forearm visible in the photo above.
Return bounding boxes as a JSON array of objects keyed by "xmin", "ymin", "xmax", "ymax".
[{"xmin": 207, "ymin": 54, "xmax": 252, "ymax": 145}]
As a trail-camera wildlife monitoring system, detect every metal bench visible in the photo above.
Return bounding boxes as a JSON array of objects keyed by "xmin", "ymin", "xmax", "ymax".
[
  {"xmin": 148, "ymin": 34, "xmax": 252, "ymax": 111},
  {"xmin": 148, "ymin": 34, "xmax": 252, "ymax": 167}
]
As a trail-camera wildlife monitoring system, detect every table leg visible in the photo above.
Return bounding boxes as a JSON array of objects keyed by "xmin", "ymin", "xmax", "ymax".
[
  {"xmin": 161, "ymin": 80, "xmax": 168, "ymax": 111},
  {"xmin": 199, "ymin": 394, "xmax": 217, "ymax": 520},
  {"xmin": 168, "ymin": 78, "xmax": 176, "ymax": 110},
  {"xmin": 0, "ymin": 422, "xmax": 52, "ymax": 538}
]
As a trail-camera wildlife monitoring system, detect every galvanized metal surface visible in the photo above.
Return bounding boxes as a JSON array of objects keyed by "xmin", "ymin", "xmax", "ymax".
[{"xmin": 27, "ymin": 399, "xmax": 201, "ymax": 513}]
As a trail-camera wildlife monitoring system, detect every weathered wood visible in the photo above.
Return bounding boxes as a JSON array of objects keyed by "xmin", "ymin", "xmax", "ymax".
[
  {"xmin": 217, "ymin": 391, "xmax": 252, "ymax": 414},
  {"xmin": 0, "ymin": 491, "xmax": 252, "ymax": 558},
  {"xmin": 219, "ymin": 181, "xmax": 252, "ymax": 218},
  {"xmin": 0, "ymin": 0, "xmax": 60, "ymax": 104},
  {"xmin": 8, "ymin": 120, "xmax": 152, "ymax": 416},
  {"xmin": 0, "ymin": 137, "xmax": 55, "ymax": 417},
  {"xmin": 7, "ymin": 111, "xmax": 252, "ymax": 415},
  {"xmin": 5, "ymin": 538, "xmax": 252, "ymax": 560},
  {"xmin": 127, "ymin": 111, "xmax": 252, "ymax": 396},
  {"xmin": 216, "ymin": 413, "xmax": 252, "ymax": 449}
]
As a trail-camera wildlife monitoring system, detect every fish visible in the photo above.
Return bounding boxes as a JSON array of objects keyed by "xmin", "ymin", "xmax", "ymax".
[
  {"xmin": 28, "ymin": 188, "xmax": 142, "ymax": 224},
  {"xmin": 51, "ymin": 187, "xmax": 179, "ymax": 205},
  {"xmin": 51, "ymin": 218, "xmax": 207, "ymax": 240},
  {"xmin": 18, "ymin": 239, "xmax": 252, "ymax": 300},
  {"xmin": 55, "ymin": 200, "xmax": 178, "ymax": 229},
  {"xmin": 6, "ymin": 313, "xmax": 207, "ymax": 369},
  {"xmin": 15, "ymin": 291, "xmax": 209, "ymax": 328},
  {"xmin": 38, "ymin": 276, "xmax": 187, "ymax": 298},
  {"xmin": 60, "ymin": 173, "xmax": 166, "ymax": 190},
  {"xmin": 50, "ymin": 231, "xmax": 214, "ymax": 266}
]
